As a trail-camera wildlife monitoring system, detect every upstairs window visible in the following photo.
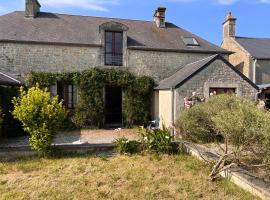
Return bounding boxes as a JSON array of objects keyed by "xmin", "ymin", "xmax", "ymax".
[
  {"xmin": 105, "ymin": 31, "xmax": 123, "ymax": 66},
  {"xmin": 182, "ymin": 37, "xmax": 200, "ymax": 46},
  {"xmin": 57, "ymin": 82, "xmax": 77, "ymax": 109}
]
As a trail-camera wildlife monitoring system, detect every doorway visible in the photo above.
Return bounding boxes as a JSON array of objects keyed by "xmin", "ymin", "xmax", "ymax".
[{"xmin": 105, "ymin": 86, "xmax": 122, "ymax": 126}]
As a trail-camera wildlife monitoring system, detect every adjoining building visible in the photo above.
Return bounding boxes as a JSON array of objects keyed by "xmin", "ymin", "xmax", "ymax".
[{"xmin": 221, "ymin": 12, "xmax": 270, "ymax": 106}]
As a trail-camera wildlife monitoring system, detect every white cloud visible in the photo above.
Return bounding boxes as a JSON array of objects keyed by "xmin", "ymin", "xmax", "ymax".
[{"xmin": 42, "ymin": 0, "xmax": 120, "ymax": 12}]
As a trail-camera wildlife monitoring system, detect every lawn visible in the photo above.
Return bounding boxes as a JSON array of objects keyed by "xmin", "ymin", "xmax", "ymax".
[{"xmin": 0, "ymin": 154, "xmax": 259, "ymax": 200}]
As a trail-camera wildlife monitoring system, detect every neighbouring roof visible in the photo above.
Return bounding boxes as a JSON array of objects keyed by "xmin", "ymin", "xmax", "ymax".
[
  {"xmin": 235, "ymin": 37, "xmax": 270, "ymax": 60},
  {"xmin": 0, "ymin": 11, "xmax": 229, "ymax": 54},
  {"xmin": 0, "ymin": 72, "xmax": 21, "ymax": 86},
  {"xmin": 156, "ymin": 54, "xmax": 258, "ymax": 90},
  {"xmin": 258, "ymin": 84, "xmax": 270, "ymax": 89}
]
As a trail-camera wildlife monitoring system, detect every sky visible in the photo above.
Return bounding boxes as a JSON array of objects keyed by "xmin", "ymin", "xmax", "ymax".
[{"xmin": 0, "ymin": 0, "xmax": 270, "ymax": 45}]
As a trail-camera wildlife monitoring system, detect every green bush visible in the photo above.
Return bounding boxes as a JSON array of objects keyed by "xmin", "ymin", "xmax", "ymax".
[
  {"xmin": 12, "ymin": 85, "xmax": 66, "ymax": 155},
  {"xmin": 138, "ymin": 127, "xmax": 174, "ymax": 153},
  {"xmin": 176, "ymin": 94, "xmax": 270, "ymax": 176},
  {"xmin": 175, "ymin": 94, "xmax": 259, "ymax": 143},
  {"xmin": 113, "ymin": 137, "xmax": 141, "ymax": 154},
  {"xmin": 175, "ymin": 103, "xmax": 215, "ymax": 143},
  {"xmin": 212, "ymin": 98, "xmax": 270, "ymax": 162}
]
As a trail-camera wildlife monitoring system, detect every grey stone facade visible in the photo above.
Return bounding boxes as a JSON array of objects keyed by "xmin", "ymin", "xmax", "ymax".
[
  {"xmin": 0, "ymin": 42, "xmax": 221, "ymax": 82},
  {"xmin": 174, "ymin": 59, "xmax": 258, "ymax": 117}
]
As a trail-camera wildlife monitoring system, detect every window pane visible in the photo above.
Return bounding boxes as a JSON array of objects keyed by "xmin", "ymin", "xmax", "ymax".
[
  {"xmin": 182, "ymin": 37, "xmax": 199, "ymax": 46},
  {"xmin": 104, "ymin": 31, "xmax": 123, "ymax": 66},
  {"xmin": 105, "ymin": 42, "xmax": 112, "ymax": 52},
  {"xmin": 115, "ymin": 32, "xmax": 123, "ymax": 44},
  {"xmin": 115, "ymin": 43, "xmax": 123, "ymax": 53},
  {"xmin": 105, "ymin": 32, "xmax": 112, "ymax": 42}
]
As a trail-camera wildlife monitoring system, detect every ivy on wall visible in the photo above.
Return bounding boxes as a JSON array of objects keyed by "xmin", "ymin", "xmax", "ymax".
[
  {"xmin": 27, "ymin": 68, "xmax": 155, "ymax": 128},
  {"xmin": 0, "ymin": 86, "xmax": 25, "ymax": 137}
]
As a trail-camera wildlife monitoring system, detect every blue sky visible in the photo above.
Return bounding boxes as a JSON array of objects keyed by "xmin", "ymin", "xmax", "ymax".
[{"xmin": 0, "ymin": 0, "xmax": 270, "ymax": 45}]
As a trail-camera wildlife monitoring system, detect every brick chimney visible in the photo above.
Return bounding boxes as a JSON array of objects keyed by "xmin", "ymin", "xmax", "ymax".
[
  {"xmin": 25, "ymin": 0, "xmax": 41, "ymax": 18},
  {"xmin": 223, "ymin": 12, "xmax": 237, "ymax": 39},
  {"xmin": 154, "ymin": 7, "xmax": 166, "ymax": 28}
]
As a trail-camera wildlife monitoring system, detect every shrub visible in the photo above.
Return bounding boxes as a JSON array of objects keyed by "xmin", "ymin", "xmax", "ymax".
[
  {"xmin": 113, "ymin": 137, "xmax": 141, "ymax": 154},
  {"xmin": 138, "ymin": 126, "xmax": 174, "ymax": 153},
  {"xmin": 12, "ymin": 85, "xmax": 66, "ymax": 155},
  {"xmin": 175, "ymin": 103, "xmax": 215, "ymax": 143},
  {"xmin": 175, "ymin": 94, "xmax": 257, "ymax": 143},
  {"xmin": 176, "ymin": 94, "xmax": 270, "ymax": 180}
]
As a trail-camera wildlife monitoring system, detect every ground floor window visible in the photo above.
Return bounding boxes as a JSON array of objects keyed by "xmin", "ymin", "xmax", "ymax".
[
  {"xmin": 209, "ymin": 88, "xmax": 236, "ymax": 96},
  {"xmin": 57, "ymin": 82, "xmax": 77, "ymax": 109}
]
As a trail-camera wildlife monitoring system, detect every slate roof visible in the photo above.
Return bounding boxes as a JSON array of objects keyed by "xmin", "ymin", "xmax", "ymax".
[
  {"xmin": 156, "ymin": 54, "xmax": 258, "ymax": 90},
  {"xmin": 235, "ymin": 37, "xmax": 270, "ymax": 60},
  {"xmin": 0, "ymin": 72, "xmax": 21, "ymax": 85},
  {"xmin": 0, "ymin": 11, "xmax": 229, "ymax": 53}
]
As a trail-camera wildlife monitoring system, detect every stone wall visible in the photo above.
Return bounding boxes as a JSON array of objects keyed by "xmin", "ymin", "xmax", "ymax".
[
  {"xmin": 174, "ymin": 58, "xmax": 258, "ymax": 119},
  {"xmin": 0, "ymin": 42, "xmax": 102, "ymax": 78},
  {"xmin": 127, "ymin": 50, "xmax": 218, "ymax": 81},
  {"xmin": 222, "ymin": 38, "xmax": 252, "ymax": 79},
  {"xmin": 0, "ymin": 42, "xmax": 222, "ymax": 82}
]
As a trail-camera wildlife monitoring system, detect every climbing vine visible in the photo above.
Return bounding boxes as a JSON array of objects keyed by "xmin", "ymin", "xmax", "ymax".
[{"xmin": 27, "ymin": 68, "xmax": 154, "ymax": 128}]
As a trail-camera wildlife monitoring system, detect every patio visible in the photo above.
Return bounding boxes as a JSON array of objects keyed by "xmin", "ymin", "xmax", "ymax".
[{"xmin": 0, "ymin": 129, "xmax": 138, "ymax": 148}]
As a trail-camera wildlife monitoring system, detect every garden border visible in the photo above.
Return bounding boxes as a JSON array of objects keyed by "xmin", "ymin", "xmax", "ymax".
[{"xmin": 180, "ymin": 141, "xmax": 270, "ymax": 200}]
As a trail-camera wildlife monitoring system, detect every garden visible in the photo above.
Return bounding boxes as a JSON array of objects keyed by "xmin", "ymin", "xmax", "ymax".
[{"xmin": 1, "ymin": 71, "xmax": 270, "ymax": 199}]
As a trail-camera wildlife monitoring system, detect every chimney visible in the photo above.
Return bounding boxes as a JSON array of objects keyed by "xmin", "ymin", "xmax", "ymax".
[
  {"xmin": 154, "ymin": 7, "xmax": 166, "ymax": 28},
  {"xmin": 223, "ymin": 12, "xmax": 237, "ymax": 39},
  {"xmin": 25, "ymin": 0, "xmax": 41, "ymax": 18}
]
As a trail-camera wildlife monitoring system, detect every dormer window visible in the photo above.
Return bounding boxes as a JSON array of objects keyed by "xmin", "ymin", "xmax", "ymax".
[
  {"xmin": 182, "ymin": 37, "xmax": 200, "ymax": 46},
  {"xmin": 105, "ymin": 31, "xmax": 123, "ymax": 66}
]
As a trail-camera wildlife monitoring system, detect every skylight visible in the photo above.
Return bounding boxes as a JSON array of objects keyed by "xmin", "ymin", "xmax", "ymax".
[{"xmin": 182, "ymin": 37, "xmax": 200, "ymax": 46}]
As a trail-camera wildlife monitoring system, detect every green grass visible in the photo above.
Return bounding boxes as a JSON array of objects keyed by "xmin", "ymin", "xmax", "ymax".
[{"xmin": 0, "ymin": 154, "xmax": 260, "ymax": 200}]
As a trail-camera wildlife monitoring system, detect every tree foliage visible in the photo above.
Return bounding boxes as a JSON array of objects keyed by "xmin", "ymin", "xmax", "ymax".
[
  {"xmin": 176, "ymin": 94, "xmax": 270, "ymax": 180},
  {"xmin": 12, "ymin": 85, "xmax": 66, "ymax": 154}
]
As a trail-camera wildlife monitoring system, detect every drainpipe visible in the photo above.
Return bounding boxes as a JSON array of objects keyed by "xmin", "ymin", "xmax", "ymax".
[
  {"xmin": 255, "ymin": 89, "xmax": 262, "ymax": 101},
  {"xmin": 253, "ymin": 59, "xmax": 257, "ymax": 84},
  {"xmin": 171, "ymin": 87, "xmax": 175, "ymax": 135}
]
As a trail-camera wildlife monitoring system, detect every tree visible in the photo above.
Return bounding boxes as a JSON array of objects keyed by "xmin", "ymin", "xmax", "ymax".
[
  {"xmin": 12, "ymin": 85, "xmax": 66, "ymax": 155},
  {"xmin": 176, "ymin": 94, "xmax": 270, "ymax": 181}
]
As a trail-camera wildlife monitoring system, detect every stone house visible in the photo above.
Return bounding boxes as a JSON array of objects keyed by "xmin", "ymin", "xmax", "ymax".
[
  {"xmin": 221, "ymin": 12, "xmax": 270, "ymax": 87},
  {"xmin": 0, "ymin": 0, "xmax": 258, "ymax": 128}
]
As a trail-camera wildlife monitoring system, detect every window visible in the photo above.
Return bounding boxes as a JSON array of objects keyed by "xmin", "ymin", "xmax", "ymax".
[
  {"xmin": 209, "ymin": 88, "xmax": 236, "ymax": 96},
  {"xmin": 105, "ymin": 31, "xmax": 123, "ymax": 66},
  {"xmin": 182, "ymin": 37, "xmax": 200, "ymax": 46},
  {"xmin": 57, "ymin": 82, "xmax": 77, "ymax": 109}
]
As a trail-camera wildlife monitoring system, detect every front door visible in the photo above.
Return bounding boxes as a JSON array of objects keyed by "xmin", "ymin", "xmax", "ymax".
[{"xmin": 105, "ymin": 86, "xmax": 122, "ymax": 126}]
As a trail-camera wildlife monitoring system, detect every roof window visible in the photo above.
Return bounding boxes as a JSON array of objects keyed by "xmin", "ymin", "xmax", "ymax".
[{"xmin": 182, "ymin": 37, "xmax": 200, "ymax": 46}]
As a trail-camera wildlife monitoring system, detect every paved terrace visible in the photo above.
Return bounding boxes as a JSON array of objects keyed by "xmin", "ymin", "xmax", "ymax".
[{"xmin": 0, "ymin": 129, "xmax": 138, "ymax": 147}]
